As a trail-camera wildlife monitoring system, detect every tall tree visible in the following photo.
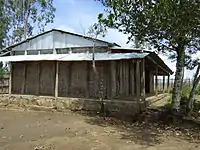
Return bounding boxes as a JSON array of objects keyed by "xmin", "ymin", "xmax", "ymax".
[
  {"xmin": 97, "ymin": 0, "xmax": 200, "ymax": 112},
  {"xmin": 186, "ymin": 58, "xmax": 200, "ymax": 116},
  {"xmin": 0, "ymin": 0, "xmax": 12, "ymax": 75},
  {"xmin": 6, "ymin": 0, "xmax": 56, "ymax": 44},
  {"xmin": 0, "ymin": 0, "xmax": 10, "ymax": 48}
]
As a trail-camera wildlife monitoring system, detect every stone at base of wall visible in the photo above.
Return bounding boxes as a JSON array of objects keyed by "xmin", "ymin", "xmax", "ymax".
[
  {"xmin": 0, "ymin": 94, "xmax": 170, "ymax": 120},
  {"xmin": 0, "ymin": 94, "xmax": 146, "ymax": 119}
]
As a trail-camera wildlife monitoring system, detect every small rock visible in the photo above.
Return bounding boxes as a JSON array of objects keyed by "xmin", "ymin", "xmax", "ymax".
[{"xmin": 20, "ymin": 135, "xmax": 24, "ymax": 138}]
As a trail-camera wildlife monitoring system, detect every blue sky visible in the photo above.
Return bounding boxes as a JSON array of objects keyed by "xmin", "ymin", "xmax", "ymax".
[
  {"xmin": 47, "ymin": 0, "xmax": 131, "ymax": 46},
  {"xmin": 45, "ymin": 0, "xmax": 194, "ymax": 78}
]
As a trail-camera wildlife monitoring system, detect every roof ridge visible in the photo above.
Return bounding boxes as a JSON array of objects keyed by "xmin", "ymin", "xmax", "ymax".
[{"xmin": 0, "ymin": 28, "xmax": 120, "ymax": 54}]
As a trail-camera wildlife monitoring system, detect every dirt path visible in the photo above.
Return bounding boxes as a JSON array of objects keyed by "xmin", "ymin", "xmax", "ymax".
[{"xmin": 0, "ymin": 108, "xmax": 199, "ymax": 150}]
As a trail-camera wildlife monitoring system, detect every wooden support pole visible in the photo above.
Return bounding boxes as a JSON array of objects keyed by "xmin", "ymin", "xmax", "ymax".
[
  {"xmin": 55, "ymin": 61, "xmax": 59, "ymax": 97},
  {"xmin": 130, "ymin": 61, "xmax": 135, "ymax": 96},
  {"xmin": 120, "ymin": 60, "xmax": 123, "ymax": 95},
  {"xmin": 141, "ymin": 58, "xmax": 145, "ymax": 101},
  {"xmin": 21, "ymin": 63, "xmax": 27, "ymax": 94},
  {"xmin": 155, "ymin": 66, "xmax": 158, "ymax": 96},
  {"xmin": 163, "ymin": 76, "xmax": 165, "ymax": 93},
  {"xmin": 167, "ymin": 75, "xmax": 170, "ymax": 93},
  {"xmin": 149, "ymin": 72, "xmax": 153, "ymax": 93},
  {"xmin": 8, "ymin": 62, "xmax": 12, "ymax": 95},
  {"xmin": 111, "ymin": 61, "xmax": 116, "ymax": 98},
  {"xmin": 86, "ymin": 61, "xmax": 90, "ymax": 98},
  {"xmin": 136, "ymin": 60, "xmax": 140, "ymax": 103},
  {"xmin": 125, "ymin": 61, "xmax": 129, "ymax": 96},
  {"xmin": 36, "ymin": 62, "xmax": 40, "ymax": 96}
]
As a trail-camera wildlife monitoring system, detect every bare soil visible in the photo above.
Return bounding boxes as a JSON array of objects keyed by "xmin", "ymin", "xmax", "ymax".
[{"xmin": 0, "ymin": 108, "xmax": 199, "ymax": 150}]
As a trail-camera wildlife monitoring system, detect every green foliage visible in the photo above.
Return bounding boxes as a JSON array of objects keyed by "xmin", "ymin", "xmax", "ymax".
[
  {"xmin": 181, "ymin": 84, "xmax": 191, "ymax": 99},
  {"xmin": 0, "ymin": 0, "xmax": 10, "ymax": 48},
  {"xmin": 0, "ymin": 68, "xmax": 7, "ymax": 77},
  {"xmin": 97, "ymin": 0, "xmax": 200, "ymax": 110},
  {"xmin": 164, "ymin": 96, "xmax": 173, "ymax": 109},
  {"xmin": 87, "ymin": 23, "xmax": 107, "ymax": 38},
  {"xmin": 97, "ymin": 0, "xmax": 199, "ymax": 53},
  {"xmin": 2, "ymin": 0, "xmax": 56, "ymax": 46},
  {"xmin": 195, "ymin": 85, "xmax": 200, "ymax": 95},
  {"xmin": 0, "ymin": 62, "xmax": 8, "ymax": 77}
]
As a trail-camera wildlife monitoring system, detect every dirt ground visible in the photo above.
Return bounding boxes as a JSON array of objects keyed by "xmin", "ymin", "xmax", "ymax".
[{"xmin": 0, "ymin": 108, "xmax": 199, "ymax": 150}]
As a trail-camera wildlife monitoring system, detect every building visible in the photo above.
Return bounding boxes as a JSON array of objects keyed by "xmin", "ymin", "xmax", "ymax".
[{"xmin": 0, "ymin": 29, "xmax": 173, "ymax": 103}]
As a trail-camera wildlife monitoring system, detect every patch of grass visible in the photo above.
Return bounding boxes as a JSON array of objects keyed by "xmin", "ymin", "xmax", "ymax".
[{"xmin": 164, "ymin": 96, "xmax": 173, "ymax": 109}]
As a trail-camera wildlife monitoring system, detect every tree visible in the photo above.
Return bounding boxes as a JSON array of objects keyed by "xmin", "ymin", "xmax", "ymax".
[
  {"xmin": 6, "ymin": 0, "xmax": 56, "ymax": 44},
  {"xmin": 87, "ymin": 23, "xmax": 107, "ymax": 116},
  {"xmin": 0, "ymin": 0, "xmax": 10, "ymax": 48},
  {"xmin": 96, "ymin": 0, "xmax": 200, "ymax": 112},
  {"xmin": 0, "ymin": 0, "xmax": 12, "ymax": 76},
  {"xmin": 186, "ymin": 58, "xmax": 200, "ymax": 116}
]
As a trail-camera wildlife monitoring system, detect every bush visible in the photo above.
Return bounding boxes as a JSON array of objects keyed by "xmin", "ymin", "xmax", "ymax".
[
  {"xmin": 195, "ymin": 85, "xmax": 200, "ymax": 95},
  {"xmin": 181, "ymin": 84, "xmax": 191, "ymax": 99}
]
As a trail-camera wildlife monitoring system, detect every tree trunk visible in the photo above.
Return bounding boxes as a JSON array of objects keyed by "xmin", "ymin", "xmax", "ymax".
[
  {"xmin": 172, "ymin": 47, "xmax": 185, "ymax": 113},
  {"xmin": 92, "ymin": 39, "xmax": 105, "ymax": 116},
  {"xmin": 187, "ymin": 64, "xmax": 200, "ymax": 116},
  {"xmin": 24, "ymin": 0, "xmax": 30, "ymax": 39}
]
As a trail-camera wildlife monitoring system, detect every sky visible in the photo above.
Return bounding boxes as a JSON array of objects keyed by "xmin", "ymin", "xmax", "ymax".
[{"xmin": 46, "ymin": 0, "xmax": 194, "ymax": 78}]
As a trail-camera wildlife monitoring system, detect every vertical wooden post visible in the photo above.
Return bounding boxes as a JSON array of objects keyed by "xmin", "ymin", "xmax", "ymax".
[
  {"xmin": 167, "ymin": 75, "xmax": 170, "ymax": 93},
  {"xmin": 111, "ymin": 61, "xmax": 116, "ymax": 98},
  {"xmin": 155, "ymin": 66, "xmax": 158, "ymax": 96},
  {"xmin": 141, "ymin": 58, "xmax": 145, "ymax": 101},
  {"xmin": 163, "ymin": 76, "xmax": 165, "ymax": 93},
  {"xmin": 130, "ymin": 60, "xmax": 135, "ymax": 96},
  {"xmin": 86, "ymin": 61, "xmax": 90, "ymax": 98},
  {"xmin": 67, "ymin": 62, "xmax": 72, "ymax": 95},
  {"xmin": 8, "ymin": 62, "xmax": 12, "ymax": 95},
  {"xmin": 149, "ymin": 72, "xmax": 153, "ymax": 94},
  {"xmin": 21, "ymin": 63, "xmax": 27, "ymax": 94},
  {"xmin": 36, "ymin": 62, "xmax": 40, "ymax": 96},
  {"xmin": 136, "ymin": 60, "xmax": 140, "ymax": 104},
  {"xmin": 105, "ymin": 62, "xmax": 111, "ymax": 99},
  {"xmin": 125, "ymin": 61, "xmax": 129, "ymax": 96},
  {"xmin": 55, "ymin": 61, "xmax": 59, "ymax": 97},
  {"xmin": 120, "ymin": 60, "xmax": 123, "ymax": 95}
]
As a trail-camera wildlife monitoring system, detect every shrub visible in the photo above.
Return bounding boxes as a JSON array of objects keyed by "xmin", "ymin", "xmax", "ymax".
[
  {"xmin": 195, "ymin": 85, "xmax": 200, "ymax": 95},
  {"xmin": 181, "ymin": 84, "xmax": 191, "ymax": 99}
]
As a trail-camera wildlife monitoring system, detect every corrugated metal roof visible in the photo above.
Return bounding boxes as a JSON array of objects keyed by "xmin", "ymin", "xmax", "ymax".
[
  {"xmin": 0, "ymin": 52, "xmax": 149, "ymax": 62},
  {"xmin": 0, "ymin": 29, "xmax": 120, "ymax": 53}
]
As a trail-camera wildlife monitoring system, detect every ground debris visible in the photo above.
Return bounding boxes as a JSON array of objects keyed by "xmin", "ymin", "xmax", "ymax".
[{"xmin": 33, "ymin": 144, "xmax": 55, "ymax": 150}]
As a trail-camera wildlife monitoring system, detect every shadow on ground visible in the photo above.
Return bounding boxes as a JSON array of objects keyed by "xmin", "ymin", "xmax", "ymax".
[{"xmin": 83, "ymin": 108, "xmax": 200, "ymax": 147}]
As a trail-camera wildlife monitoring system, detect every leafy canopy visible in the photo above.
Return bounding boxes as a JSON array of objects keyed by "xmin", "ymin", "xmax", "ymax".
[
  {"xmin": 5, "ymin": 0, "xmax": 56, "ymax": 45},
  {"xmin": 97, "ymin": 0, "xmax": 200, "ymax": 53}
]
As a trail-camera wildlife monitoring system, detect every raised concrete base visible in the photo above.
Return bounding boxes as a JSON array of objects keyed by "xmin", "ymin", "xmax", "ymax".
[{"xmin": 0, "ymin": 94, "xmax": 170, "ymax": 119}]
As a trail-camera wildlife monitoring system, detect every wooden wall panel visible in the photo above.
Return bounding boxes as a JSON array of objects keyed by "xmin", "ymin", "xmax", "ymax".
[
  {"xmin": 58, "ymin": 62, "xmax": 71, "ymax": 97},
  {"xmin": 12, "ymin": 62, "xmax": 25, "ymax": 94},
  {"xmin": 39, "ymin": 61, "xmax": 55, "ymax": 96},
  {"xmin": 25, "ymin": 62, "xmax": 39, "ymax": 95},
  {"xmin": 69, "ymin": 62, "xmax": 87, "ymax": 97}
]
